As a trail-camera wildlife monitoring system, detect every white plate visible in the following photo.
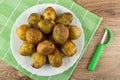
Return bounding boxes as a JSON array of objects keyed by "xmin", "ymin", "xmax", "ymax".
[{"xmin": 10, "ymin": 4, "xmax": 84, "ymax": 76}]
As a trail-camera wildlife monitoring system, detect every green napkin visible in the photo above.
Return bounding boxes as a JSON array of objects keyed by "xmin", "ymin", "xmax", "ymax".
[{"xmin": 0, "ymin": 0, "xmax": 102, "ymax": 80}]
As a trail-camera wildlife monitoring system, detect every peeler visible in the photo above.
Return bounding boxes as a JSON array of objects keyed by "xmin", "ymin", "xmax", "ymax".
[{"xmin": 88, "ymin": 28, "xmax": 113, "ymax": 71}]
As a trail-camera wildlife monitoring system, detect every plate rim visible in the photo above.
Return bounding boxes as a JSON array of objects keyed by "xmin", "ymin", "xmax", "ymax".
[{"xmin": 10, "ymin": 3, "xmax": 84, "ymax": 76}]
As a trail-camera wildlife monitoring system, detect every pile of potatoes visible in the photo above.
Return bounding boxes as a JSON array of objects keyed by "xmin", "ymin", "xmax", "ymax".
[{"xmin": 16, "ymin": 7, "xmax": 81, "ymax": 68}]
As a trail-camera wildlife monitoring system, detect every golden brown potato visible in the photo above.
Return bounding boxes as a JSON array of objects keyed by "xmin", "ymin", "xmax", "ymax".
[
  {"xmin": 43, "ymin": 7, "xmax": 57, "ymax": 20},
  {"xmin": 38, "ymin": 19, "xmax": 54, "ymax": 34},
  {"xmin": 16, "ymin": 9, "xmax": 80, "ymax": 68},
  {"xmin": 61, "ymin": 41, "xmax": 77, "ymax": 57},
  {"xmin": 56, "ymin": 13, "xmax": 73, "ymax": 25},
  {"xmin": 19, "ymin": 42, "xmax": 34, "ymax": 56},
  {"xmin": 26, "ymin": 28, "xmax": 43, "ymax": 44},
  {"xmin": 69, "ymin": 25, "xmax": 81, "ymax": 40},
  {"xmin": 52, "ymin": 24, "xmax": 69, "ymax": 44},
  {"xmin": 28, "ymin": 13, "xmax": 42, "ymax": 29},
  {"xmin": 31, "ymin": 52, "xmax": 46, "ymax": 68},
  {"xmin": 37, "ymin": 40, "xmax": 55, "ymax": 55},
  {"xmin": 16, "ymin": 24, "xmax": 30, "ymax": 41},
  {"xmin": 47, "ymin": 48, "xmax": 63, "ymax": 67}
]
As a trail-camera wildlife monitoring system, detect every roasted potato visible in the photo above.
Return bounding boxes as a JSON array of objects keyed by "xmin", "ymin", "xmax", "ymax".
[
  {"xmin": 56, "ymin": 13, "xmax": 73, "ymax": 25},
  {"xmin": 61, "ymin": 40, "xmax": 77, "ymax": 57},
  {"xmin": 28, "ymin": 13, "xmax": 42, "ymax": 29},
  {"xmin": 38, "ymin": 19, "xmax": 54, "ymax": 34},
  {"xmin": 31, "ymin": 52, "xmax": 46, "ymax": 68},
  {"xmin": 19, "ymin": 42, "xmax": 34, "ymax": 56},
  {"xmin": 52, "ymin": 24, "xmax": 69, "ymax": 44},
  {"xmin": 26, "ymin": 28, "xmax": 43, "ymax": 44},
  {"xmin": 16, "ymin": 24, "xmax": 30, "ymax": 40},
  {"xmin": 37, "ymin": 40, "xmax": 55, "ymax": 55},
  {"xmin": 43, "ymin": 7, "xmax": 57, "ymax": 20},
  {"xmin": 69, "ymin": 25, "xmax": 81, "ymax": 40},
  {"xmin": 47, "ymin": 48, "xmax": 63, "ymax": 67},
  {"xmin": 16, "ymin": 7, "xmax": 81, "ymax": 68}
]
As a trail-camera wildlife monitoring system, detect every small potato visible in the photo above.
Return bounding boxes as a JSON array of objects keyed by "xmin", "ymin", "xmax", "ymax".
[
  {"xmin": 16, "ymin": 24, "xmax": 30, "ymax": 40},
  {"xmin": 31, "ymin": 52, "xmax": 46, "ymax": 68},
  {"xmin": 37, "ymin": 40, "xmax": 55, "ymax": 55},
  {"xmin": 47, "ymin": 48, "xmax": 63, "ymax": 67},
  {"xmin": 69, "ymin": 25, "xmax": 81, "ymax": 40},
  {"xmin": 43, "ymin": 7, "xmax": 57, "ymax": 20},
  {"xmin": 38, "ymin": 19, "xmax": 54, "ymax": 34},
  {"xmin": 26, "ymin": 28, "xmax": 43, "ymax": 44},
  {"xmin": 19, "ymin": 42, "xmax": 34, "ymax": 56},
  {"xmin": 61, "ymin": 41, "xmax": 77, "ymax": 57},
  {"xmin": 52, "ymin": 24, "xmax": 69, "ymax": 44},
  {"xmin": 28, "ymin": 13, "xmax": 42, "ymax": 29},
  {"xmin": 56, "ymin": 13, "xmax": 73, "ymax": 25}
]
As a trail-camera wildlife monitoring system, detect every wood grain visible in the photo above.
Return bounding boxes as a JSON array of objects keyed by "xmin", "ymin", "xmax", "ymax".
[
  {"xmin": 0, "ymin": 60, "xmax": 31, "ymax": 80},
  {"xmin": 70, "ymin": 0, "xmax": 120, "ymax": 80},
  {"xmin": 0, "ymin": 0, "xmax": 120, "ymax": 80}
]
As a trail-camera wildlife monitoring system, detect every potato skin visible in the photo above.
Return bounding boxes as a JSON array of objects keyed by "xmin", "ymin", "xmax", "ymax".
[
  {"xmin": 43, "ymin": 7, "xmax": 57, "ymax": 20},
  {"xmin": 19, "ymin": 42, "xmax": 34, "ymax": 56},
  {"xmin": 28, "ymin": 13, "xmax": 42, "ymax": 29},
  {"xmin": 61, "ymin": 41, "xmax": 77, "ymax": 57},
  {"xmin": 47, "ymin": 48, "xmax": 63, "ymax": 67},
  {"xmin": 38, "ymin": 19, "xmax": 54, "ymax": 34},
  {"xmin": 52, "ymin": 24, "xmax": 69, "ymax": 44},
  {"xmin": 56, "ymin": 13, "xmax": 73, "ymax": 25},
  {"xmin": 26, "ymin": 28, "xmax": 43, "ymax": 44},
  {"xmin": 37, "ymin": 40, "xmax": 55, "ymax": 55},
  {"xmin": 69, "ymin": 25, "xmax": 81, "ymax": 40},
  {"xmin": 31, "ymin": 52, "xmax": 46, "ymax": 68},
  {"xmin": 16, "ymin": 7, "xmax": 80, "ymax": 68},
  {"xmin": 16, "ymin": 24, "xmax": 30, "ymax": 41}
]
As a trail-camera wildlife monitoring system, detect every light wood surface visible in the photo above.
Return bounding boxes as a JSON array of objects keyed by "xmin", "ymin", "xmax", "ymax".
[{"xmin": 0, "ymin": 0, "xmax": 120, "ymax": 80}]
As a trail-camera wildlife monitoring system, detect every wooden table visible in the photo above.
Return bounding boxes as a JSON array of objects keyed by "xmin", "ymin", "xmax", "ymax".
[{"xmin": 0, "ymin": 0, "xmax": 120, "ymax": 80}]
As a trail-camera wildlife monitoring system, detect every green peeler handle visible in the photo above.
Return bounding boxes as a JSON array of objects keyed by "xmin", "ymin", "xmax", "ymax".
[{"xmin": 88, "ymin": 43, "xmax": 104, "ymax": 71}]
